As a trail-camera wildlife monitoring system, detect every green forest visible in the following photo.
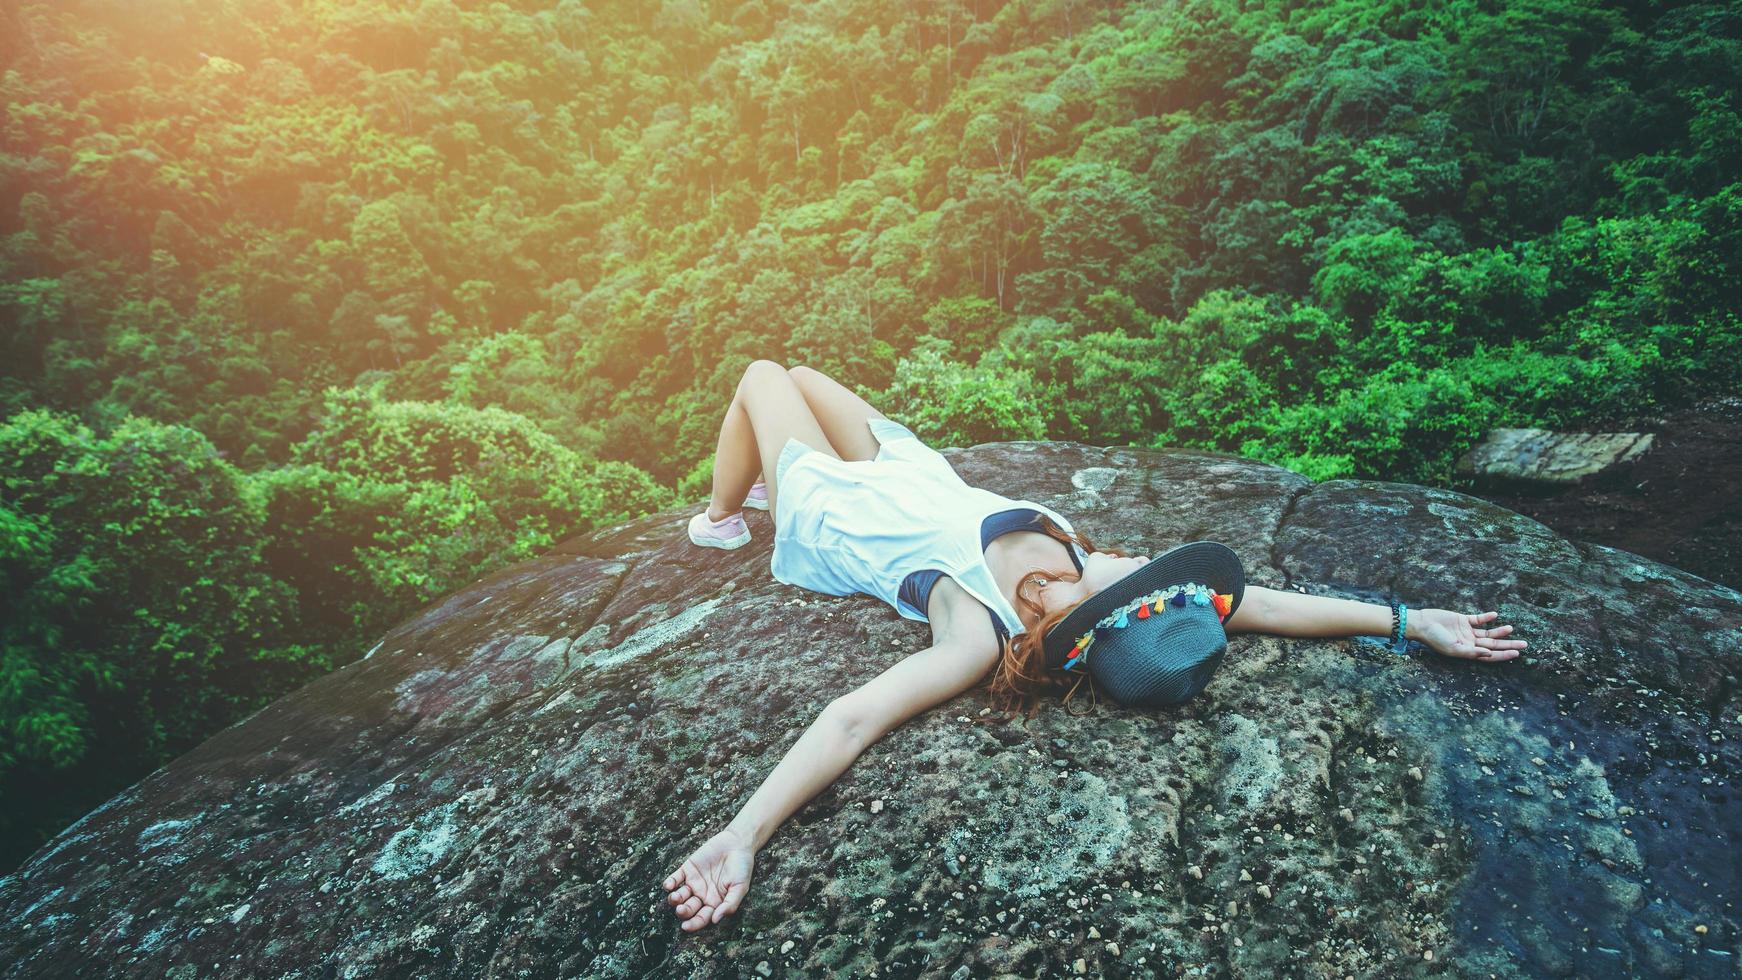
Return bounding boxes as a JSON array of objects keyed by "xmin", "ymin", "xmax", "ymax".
[{"xmin": 1, "ymin": 0, "xmax": 1738, "ymax": 871}]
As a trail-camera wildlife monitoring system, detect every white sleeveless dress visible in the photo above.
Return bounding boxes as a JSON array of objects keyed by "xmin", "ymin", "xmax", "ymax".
[{"xmin": 769, "ymin": 417, "xmax": 1088, "ymax": 635}]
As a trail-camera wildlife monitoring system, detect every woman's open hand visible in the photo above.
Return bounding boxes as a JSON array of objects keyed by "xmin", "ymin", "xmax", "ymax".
[
  {"xmin": 1410, "ymin": 608, "xmax": 1526, "ymax": 662},
  {"xmin": 663, "ymin": 827, "xmax": 755, "ymax": 932}
]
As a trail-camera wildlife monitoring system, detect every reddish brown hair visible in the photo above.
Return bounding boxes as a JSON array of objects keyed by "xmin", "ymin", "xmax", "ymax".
[{"xmin": 982, "ymin": 515, "xmax": 1132, "ymax": 720}]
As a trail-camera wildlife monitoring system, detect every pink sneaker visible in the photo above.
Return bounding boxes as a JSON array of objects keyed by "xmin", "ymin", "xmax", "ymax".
[
  {"xmin": 688, "ymin": 509, "xmax": 751, "ymax": 550},
  {"xmin": 743, "ymin": 480, "xmax": 769, "ymax": 511}
]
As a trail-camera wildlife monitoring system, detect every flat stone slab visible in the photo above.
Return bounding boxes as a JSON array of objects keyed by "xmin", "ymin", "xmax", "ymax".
[
  {"xmin": 0, "ymin": 441, "xmax": 1736, "ymax": 979},
  {"xmin": 1456, "ymin": 427, "xmax": 1655, "ymax": 487}
]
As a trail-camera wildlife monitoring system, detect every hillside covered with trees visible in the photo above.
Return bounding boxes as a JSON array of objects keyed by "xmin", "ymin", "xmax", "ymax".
[{"xmin": 2, "ymin": 0, "xmax": 1738, "ymax": 870}]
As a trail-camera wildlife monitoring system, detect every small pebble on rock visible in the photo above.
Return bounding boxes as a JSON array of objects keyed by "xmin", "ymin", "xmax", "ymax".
[
  {"xmin": 755, "ymin": 961, "xmax": 771, "ymax": 977},
  {"xmin": 1695, "ymin": 924, "xmax": 1709, "ymax": 935},
  {"xmin": 1073, "ymin": 957, "xmax": 1087, "ymax": 974},
  {"xmin": 870, "ymin": 800, "xmax": 884, "ymax": 814},
  {"xmin": 781, "ymin": 940, "xmax": 794, "ymax": 954}
]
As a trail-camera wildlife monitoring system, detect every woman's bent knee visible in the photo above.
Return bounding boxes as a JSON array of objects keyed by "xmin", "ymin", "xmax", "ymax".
[{"xmin": 738, "ymin": 359, "xmax": 789, "ymax": 393}]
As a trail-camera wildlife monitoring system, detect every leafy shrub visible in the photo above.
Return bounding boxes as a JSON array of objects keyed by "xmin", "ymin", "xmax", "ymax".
[
  {"xmin": 879, "ymin": 338, "xmax": 1051, "ymax": 448},
  {"xmin": 272, "ymin": 388, "xmax": 674, "ymax": 626},
  {"xmin": 0, "ymin": 409, "xmax": 323, "ymax": 867}
]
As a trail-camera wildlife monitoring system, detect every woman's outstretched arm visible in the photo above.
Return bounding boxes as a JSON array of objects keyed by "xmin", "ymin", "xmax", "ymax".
[
  {"xmin": 1225, "ymin": 585, "xmax": 1526, "ymax": 662},
  {"xmin": 658, "ymin": 699, "xmax": 863, "ymax": 932},
  {"xmin": 662, "ymin": 606, "xmax": 1001, "ymax": 932}
]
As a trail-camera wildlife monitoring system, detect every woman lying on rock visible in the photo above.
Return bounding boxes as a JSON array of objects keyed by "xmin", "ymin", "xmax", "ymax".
[{"xmin": 663, "ymin": 360, "xmax": 1526, "ymax": 932}]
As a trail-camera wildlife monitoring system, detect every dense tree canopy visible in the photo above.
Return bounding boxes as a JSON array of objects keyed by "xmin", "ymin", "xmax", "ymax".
[{"xmin": 2, "ymin": 0, "xmax": 1739, "ymax": 869}]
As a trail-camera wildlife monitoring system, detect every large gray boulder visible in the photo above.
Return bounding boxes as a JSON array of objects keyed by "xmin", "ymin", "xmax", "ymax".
[{"xmin": 1, "ymin": 442, "xmax": 1738, "ymax": 978}]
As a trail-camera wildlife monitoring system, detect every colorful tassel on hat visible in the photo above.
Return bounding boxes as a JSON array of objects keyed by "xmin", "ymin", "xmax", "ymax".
[
  {"xmin": 1078, "ymin": 582, "xmax": 1229, "ymax": 640},
  {"xmin": 1212, "ymin": 592, "xmax": 1233, "ymax": 617}
]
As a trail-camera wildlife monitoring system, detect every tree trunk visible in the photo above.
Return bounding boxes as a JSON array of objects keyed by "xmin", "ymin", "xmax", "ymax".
[{"xmin": 946, "ymin": 3, "xmax": 953, "ymax": 84}]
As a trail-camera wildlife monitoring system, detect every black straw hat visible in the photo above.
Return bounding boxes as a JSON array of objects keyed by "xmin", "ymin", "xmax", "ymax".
[{"xmin": 1042, "ymin": 541, "xmax": 1246, "ymax": 708}]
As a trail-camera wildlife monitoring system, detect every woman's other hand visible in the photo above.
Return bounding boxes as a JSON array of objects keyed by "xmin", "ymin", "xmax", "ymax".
[
  {"xmin": 1410, "ymin": 608, "xmax": 1526, "ymax": 662},
  {"xmin": 663, "ymin": 827, "xmax": 755, "ymax": 931}
]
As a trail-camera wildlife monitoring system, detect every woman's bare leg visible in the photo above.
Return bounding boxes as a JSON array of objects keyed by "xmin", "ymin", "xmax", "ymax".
[
  {"xmin": 788, "ymin": 365, "xmax": 888, "ymax": 462},
  {"xmin": 715, "ymin": 368, "xmax": 883, "ymax": 497},
  {"xmin": 706, "ymin": 360, "xmax": 839, "ymax": 527},
  {"xmin": 705, "ymin": 395, "xmax": 759, "ymax": 523}
]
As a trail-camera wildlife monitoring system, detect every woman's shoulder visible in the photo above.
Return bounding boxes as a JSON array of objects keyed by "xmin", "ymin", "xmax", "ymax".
[{"xmin": 925, "ymin": 575, "xmax": 1003, "ymax": 655}]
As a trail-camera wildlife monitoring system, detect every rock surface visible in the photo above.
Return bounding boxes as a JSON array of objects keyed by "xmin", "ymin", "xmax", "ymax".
[
  {"xmin": 1, "ymin": 441, "xmax": 1738, "ymax": 979},
  {"xmin": 1468, "ymin": 393, "xmax": 1742, "ymax": 594},
  {"xmin": 1456, "ymin": 427, "xmax": 1656, "ymax": 489}
]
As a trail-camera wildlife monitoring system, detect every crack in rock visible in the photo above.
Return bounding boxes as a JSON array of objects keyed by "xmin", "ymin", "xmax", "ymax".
[{"xmin": 1268, "ymin": 483, "xmax": 1314, "ymax": 591}]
